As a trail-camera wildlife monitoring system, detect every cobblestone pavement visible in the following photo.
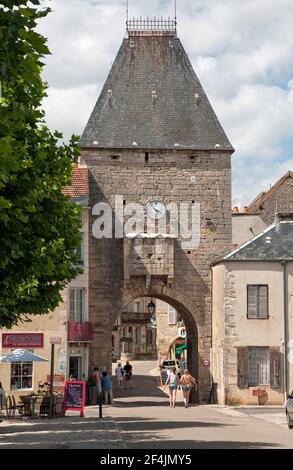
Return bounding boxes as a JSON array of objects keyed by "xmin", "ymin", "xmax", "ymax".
[{"xmin": 0, "ymin": 360, "xmax": 292, "ymax": 449}]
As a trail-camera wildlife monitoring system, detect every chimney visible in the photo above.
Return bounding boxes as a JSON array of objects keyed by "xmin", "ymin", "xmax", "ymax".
[
  {"xmin": 243, "ymin": 206, "xmax": 249, "ymax": 214},
  {"xmin": 232, "ymin": 207, "xmax": 239, "ymax": 214}
]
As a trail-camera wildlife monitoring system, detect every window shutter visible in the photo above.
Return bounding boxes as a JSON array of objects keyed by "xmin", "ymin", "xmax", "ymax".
[
  {"xmin": 258, "ymin": 285, "xmax": 268, "ymax": 319},
  {"xmin": 237, "ymin": 347, "xmax": 248, "ymax": 388},
  {"xmin": 168, "ymin": 306, "xmax": 176, "ymax": 325},
  {"xmin": 270, "ymin": 348, "xmax": 282, "ymax": 390},
  {"xmin": 247, "ymin": 286, "xmax": 258, "ymax": 318}
]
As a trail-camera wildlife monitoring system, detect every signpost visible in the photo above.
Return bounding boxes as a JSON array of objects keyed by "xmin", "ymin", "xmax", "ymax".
[
  {"xmin": 64, "ymin": 381, "xmax": 86, "ymax": 417},
  {"xmin": 49, "ymin": 337, "xmax": 62, "ymax": 419}
]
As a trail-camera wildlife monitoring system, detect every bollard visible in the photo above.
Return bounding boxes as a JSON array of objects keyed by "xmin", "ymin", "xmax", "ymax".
[{"xmin": 99, "ymin": 392, "xmax": 103, "ymax": 419}]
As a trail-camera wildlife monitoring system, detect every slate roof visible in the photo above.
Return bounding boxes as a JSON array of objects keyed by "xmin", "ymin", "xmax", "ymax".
[
  {"xmin": 63, "ymin": 165, "xmax": 88, "ymax": 198},
  {"xmin": 80, "ymin": 35, "xmax": 234, "ymax": 151},
  {"xmin": 220, "ymin": 222, "xmax": 293, "ymax": 262}
]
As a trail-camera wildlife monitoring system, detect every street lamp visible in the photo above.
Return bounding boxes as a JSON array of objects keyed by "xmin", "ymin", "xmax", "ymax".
[{"xmin": 147, "ymin": 299, "xmax": 156, "ymax": 318}]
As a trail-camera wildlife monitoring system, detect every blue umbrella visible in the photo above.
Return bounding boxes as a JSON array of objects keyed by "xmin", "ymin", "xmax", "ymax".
[{"xmin": 0, "ymin": 349, "xmax": 48, "ymax": 362}]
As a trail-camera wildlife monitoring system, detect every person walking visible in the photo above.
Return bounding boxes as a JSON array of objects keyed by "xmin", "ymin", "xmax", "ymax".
[
  {"xmin": 163, "ymin": 367, "xmax": 180, "ymax": 408},
  {"xmin": 115, "ymin": 363, "xmax": 124, "ymax": 389},
  {"xmin": 101, "ymin": 371, "xmax": 114, "ymax": 405},
  {"xmin": 123, "ymin": 361, "xmax": 133, "ymax": 390},
  {"xmin": 91, "ymin": 367, "xmax": 102, "ymax": 405},
  {"xmin": 180, "ymin": 369, "xmax": 197, "ymax": 408}
]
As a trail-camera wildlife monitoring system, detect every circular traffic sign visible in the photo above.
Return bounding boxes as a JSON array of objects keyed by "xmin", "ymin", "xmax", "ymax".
[{"xmin": 202, "ymin": 358, "xmax": 210, "ymax": 367}]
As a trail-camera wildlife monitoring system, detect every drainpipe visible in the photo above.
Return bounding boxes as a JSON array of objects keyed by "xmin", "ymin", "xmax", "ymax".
[{"xmin": 282, "ymin": 260, "xmax": 289, "ymax": 402}]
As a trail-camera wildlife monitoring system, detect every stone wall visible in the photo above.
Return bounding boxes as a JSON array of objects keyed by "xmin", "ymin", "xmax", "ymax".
[{"xmin": 81, "ymin": 148, "xmax": 232, "ymax": 403}]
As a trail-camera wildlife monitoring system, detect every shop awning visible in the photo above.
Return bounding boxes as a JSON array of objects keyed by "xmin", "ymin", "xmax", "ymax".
[{"xmin": 175, "ymin": 342, "xmax": 187, "ymax": 355}]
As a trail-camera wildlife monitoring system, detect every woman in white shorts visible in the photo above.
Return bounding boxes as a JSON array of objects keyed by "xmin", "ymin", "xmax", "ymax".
[{"xmin": 115, "ymin": 363, "xmax": 124, "ymax": 389}]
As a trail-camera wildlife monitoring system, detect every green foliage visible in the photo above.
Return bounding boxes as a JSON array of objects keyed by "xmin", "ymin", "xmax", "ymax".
[{"xmin": 0, "ymin": 1, "xmax": 83, "ymax": 327}]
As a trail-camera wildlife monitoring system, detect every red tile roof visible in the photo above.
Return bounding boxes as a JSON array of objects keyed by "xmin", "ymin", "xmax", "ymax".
[{"xmin": 63, "ymin": 165, "xmax": 88, "ymax": 198}]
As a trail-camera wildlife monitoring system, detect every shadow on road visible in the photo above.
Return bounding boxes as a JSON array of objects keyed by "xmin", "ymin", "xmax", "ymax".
[
  {"xmin": 113, "ymin": 418, "xmax": 231, "ymax": 431},
  {"xmin": 121, "ymin": 437, "xmax": 280, "ymax": 449}
]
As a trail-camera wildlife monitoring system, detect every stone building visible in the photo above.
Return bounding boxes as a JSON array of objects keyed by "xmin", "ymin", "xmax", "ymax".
[
  {"xmin": 155, "ymin": 300, "xmax": 187, "ymax": 366},
  {"xmin": 0, "ymin": 166, "xmax": 90, "ymax": 395},
  {"xmin": 79, "ymin": 18, "xmax": 234, "ymax": 403},
  {"xmin": 212, "ymin": 221, "xmax": 293, "ymax": 405},
  {"xmin": 248, "ymin": 171, "xmax": 293, "ymax": 224},
  {"xmin": 112, "ymin": 297, "xmax": 157, "ymax": 361}
]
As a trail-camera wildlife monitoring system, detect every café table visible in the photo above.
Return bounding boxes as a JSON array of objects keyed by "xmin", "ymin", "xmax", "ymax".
[{"xmin": 20, "ymin": 395, "xmax": 40, "ymax": 418}]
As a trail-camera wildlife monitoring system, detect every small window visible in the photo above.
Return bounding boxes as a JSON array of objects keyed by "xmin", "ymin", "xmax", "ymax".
[
  {"xmin": 111, "ymin": 155, "xmax": 120, "ymax": 161},
  {"xmin": 247, "ymin": 285, "xmax": 269, "ymax": 319},
  {"xmin": 168, "ymin": 306, "xmax": 177, "ymax": 325},
  {"xmin": 74, "ymin": 235, "xmax": 84, "ymax": 266},
  {"xmin": 145, "ymin": 152, "xmax": 149, "ymax": 162}
]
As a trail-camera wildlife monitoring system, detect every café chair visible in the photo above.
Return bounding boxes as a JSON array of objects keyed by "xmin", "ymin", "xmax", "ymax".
[{"xmin": 8, "ymin": 396, "xmax": 25, "ymax": 418}]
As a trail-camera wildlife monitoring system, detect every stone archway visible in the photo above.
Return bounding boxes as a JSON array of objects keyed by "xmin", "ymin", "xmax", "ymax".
[{"xmin": 111, "ymin": 284, "xmax": 200, "ymax": 403}]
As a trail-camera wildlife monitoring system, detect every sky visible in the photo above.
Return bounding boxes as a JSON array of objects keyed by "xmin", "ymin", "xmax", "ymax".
[{"xmin": 38, "ymin": 0, "xmax": 293, "ymax": 207}]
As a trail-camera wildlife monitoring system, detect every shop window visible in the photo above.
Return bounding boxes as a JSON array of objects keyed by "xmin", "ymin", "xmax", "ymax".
[
  {"xmin": 11, "ymin": 362, "xmax": 33, "ymax": 390},
  {"xmin": 69, "ymin": 356, "xmax": 82, "ymax": 380}
]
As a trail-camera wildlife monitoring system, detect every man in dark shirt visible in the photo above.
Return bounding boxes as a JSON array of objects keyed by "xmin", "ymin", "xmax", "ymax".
[{"xmin": 123, "ymin": 361, "xmax": 133, "ymax": 390}]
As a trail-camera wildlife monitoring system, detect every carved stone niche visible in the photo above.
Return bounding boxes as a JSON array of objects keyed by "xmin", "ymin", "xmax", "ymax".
[{"xmin": 124, "ymin": 233, "xmax": 174, "ymax": 280}]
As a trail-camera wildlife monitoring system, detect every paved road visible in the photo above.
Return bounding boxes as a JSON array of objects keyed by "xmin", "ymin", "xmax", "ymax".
[
  {"xmin": 109, "ymin": 360, "xmax": 293, "ymax": 449},
  {"xmin": 0, "ymin": 360, "xmax": 292, "ymax": 449}
]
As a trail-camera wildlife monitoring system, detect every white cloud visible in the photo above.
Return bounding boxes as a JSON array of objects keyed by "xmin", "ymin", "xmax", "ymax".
[
  {"xmin": 43, "ymin": 84, "xmax": 100, "ymax": 140},
  {"xmin": 37, "ymin": 0, "xmax": 293, "ymax": 206}
]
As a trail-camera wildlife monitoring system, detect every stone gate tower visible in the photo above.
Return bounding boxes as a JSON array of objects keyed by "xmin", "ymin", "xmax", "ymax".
[{"xmin": 80, "ymin": 18, "xmax": 234, "ymax": 403}]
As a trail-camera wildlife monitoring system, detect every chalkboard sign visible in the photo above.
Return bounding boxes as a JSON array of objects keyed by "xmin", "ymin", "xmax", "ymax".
[{"xmin": 64, "ymin": 381, "xmax": 86, "ymax": 417}]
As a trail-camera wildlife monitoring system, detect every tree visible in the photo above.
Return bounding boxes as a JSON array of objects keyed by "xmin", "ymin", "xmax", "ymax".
[{"xmin": 0, "ymin": 0, "xmax": 83, "ymax": 327}]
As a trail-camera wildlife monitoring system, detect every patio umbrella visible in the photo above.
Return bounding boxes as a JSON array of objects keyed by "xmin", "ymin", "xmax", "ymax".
[{"xmin": 0, "ymin": 349, "xmax": 48, "ymax": 362}]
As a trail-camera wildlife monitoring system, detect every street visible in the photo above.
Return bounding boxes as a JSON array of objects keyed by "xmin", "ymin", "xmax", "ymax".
[{"xmin": 0, "ymin": 360, "xmax": 292, "ymax": 449}]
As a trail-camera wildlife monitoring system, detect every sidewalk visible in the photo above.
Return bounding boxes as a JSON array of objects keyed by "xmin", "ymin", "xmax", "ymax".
[{"xmin": 0, "ymin": 406, "xmax": 126, "ymax": 449}]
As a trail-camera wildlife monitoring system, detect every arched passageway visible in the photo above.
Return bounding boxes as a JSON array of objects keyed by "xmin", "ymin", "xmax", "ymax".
[{"xmin": 112, "ymin": 291, "xmax": 199, "ymax": 404}]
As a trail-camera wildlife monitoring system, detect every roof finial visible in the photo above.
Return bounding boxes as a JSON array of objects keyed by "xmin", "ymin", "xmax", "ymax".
[{"xmin": 126, "ymin": 0, "xmax": 129, "ymax": 29}]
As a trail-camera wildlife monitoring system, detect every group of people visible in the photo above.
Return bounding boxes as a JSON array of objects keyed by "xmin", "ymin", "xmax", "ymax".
[
  {"xmin": 90, "ymin": 360, "xmax": 133, "ymax": 406},
  {"xmin": 91, "ymin": 367, "xmax": 114, "ymax": 406},
  {"xmin": 163, "ymin": 368, "xmax": 197, "ymax": 408},
  {"xmin": 115, "ymin": 361, "xmax": 133, "ymax": 390}
]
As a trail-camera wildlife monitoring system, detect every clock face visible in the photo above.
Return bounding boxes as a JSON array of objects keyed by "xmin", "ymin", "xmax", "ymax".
[{"xmin": 147, "ymin": 200, "xmax": 166, "ymax": 220}]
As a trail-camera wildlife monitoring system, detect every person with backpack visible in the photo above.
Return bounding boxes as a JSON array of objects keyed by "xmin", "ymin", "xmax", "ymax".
[
  {"xmin": 180, "ymin": 369, "xmax": 197, "ymax": 408},
  {"xmin": 163, "ymin": 367, "xmax": 180, "ymax": 408},
  {"xmin": 91, "ymin": 366, "xmax": 102, "ymax": 405},
  {"xmin": 115, "ymin": 362, "xmax": 124, "ymax": 389}
]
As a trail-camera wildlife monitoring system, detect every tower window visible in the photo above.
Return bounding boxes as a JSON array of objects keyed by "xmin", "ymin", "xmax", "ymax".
[{"xmin": 145, "ymin": 152, "xmax": 149, "ymax": 162}]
